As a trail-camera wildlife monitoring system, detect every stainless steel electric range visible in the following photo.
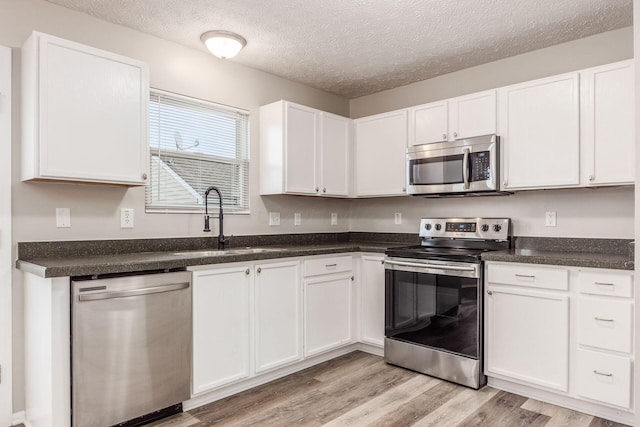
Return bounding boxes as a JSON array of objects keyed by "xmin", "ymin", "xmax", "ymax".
[{"xmin": 384, "ymin": 217, "xmax": 511, "ymax": 389}]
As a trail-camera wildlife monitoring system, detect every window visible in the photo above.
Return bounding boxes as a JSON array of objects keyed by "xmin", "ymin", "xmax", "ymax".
[{"xmin": 146, "ymin": 90, "xmax": 249, "ymax": 213}]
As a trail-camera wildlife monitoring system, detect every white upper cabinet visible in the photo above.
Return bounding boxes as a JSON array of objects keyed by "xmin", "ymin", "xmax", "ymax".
[
  {"xmin": 499, "ymin": 73, "xmax": 581, "ymax": 190},
  {"xmin": 581, "ymin": 60, "xmax": 634, "ymax": 186},
  {"xmin": 408, "ymin": 100, "xmax": 448, "ymax": 145},
  {"xmin": 259, "ymin": 100, "xmax": 349, "ymax": 197},
  {"xmin": 21, "ymin": 31, "xmax": 149, "ymax": 185},
  {"xmin": 319, "ymin": 112, "xmax": 350, "ymax": 196},
  {"xmin": 354, "ymin": 109, "xmax": 408, "ymax": 197},
  {"xmin": 408, "ymin": 90, "xmax": 496, "ymax": 146}
]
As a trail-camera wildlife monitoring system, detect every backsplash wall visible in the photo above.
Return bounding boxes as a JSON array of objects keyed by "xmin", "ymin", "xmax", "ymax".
[{"xmin": 348, "ymin": 186, "xmax": 634, "ymax": 239}]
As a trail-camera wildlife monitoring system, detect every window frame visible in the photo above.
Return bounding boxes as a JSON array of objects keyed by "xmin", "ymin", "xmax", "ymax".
[{"xmin": 145, "ymin": 88, "xmax": 250, "ymax": 215}]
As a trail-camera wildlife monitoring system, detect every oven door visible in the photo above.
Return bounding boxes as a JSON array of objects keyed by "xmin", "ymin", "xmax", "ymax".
[
  {"xmin": 384, "ymin": 257, "xmax": 482, "ymax": 359},
  {"xmin": 406, "ymin": 135, "xmax": 498, "ymax": 195}
]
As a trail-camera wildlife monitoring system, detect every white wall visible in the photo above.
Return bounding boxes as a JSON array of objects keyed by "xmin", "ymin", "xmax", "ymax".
[
  {"xmin": 1, "ymin": 0, "xmax": 352, "ymax": 415},
  {"xmin": 350, "ymin": 27, "xmax": 634, "ymax": 118},
  {"xmin": 633, "ymin": 2, "xmax": 640, "ymax": 426},
  {"xmin": 348, "ymin": 27, "xmax": 634, "ymax": 238},
  {"xmin": 2, "ymin": 0, "xmax": 636, "ymax": 417}
]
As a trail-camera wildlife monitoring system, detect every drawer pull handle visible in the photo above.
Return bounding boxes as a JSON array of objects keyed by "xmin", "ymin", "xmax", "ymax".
[
  {"xmin": 594, "ymin": 317, "xmax": 614, "ymax": 322},
  {"xmin": 593, "ymin": 370, "xmax": 613, "ymax": 377},
  {"xmin": 325, "ymin": 264, "xmax": 337, "ymax": 268},
  {"xmin": 515, "ymin": 274, "xmax": 535, "ymax": 279},
  {"xmin": 594, "ymin": 282, "xmax": 614, "ymax": 286}
]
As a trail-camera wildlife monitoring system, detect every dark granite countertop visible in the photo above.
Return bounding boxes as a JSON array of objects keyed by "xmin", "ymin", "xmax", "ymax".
[
  {"xmin": 481, "ymin": 237, "xmax": 634, "ymax": 271},
  {"xmin": 17, "ymin": 234, "xmax": 635, "ymax": 278},
  {"xmin": 481, "ymin": 249, "xmax": 633, "ymax": 270},
  {"xmin": 16, "ymin": 237, "xmax": 410, "ymax": 278}
]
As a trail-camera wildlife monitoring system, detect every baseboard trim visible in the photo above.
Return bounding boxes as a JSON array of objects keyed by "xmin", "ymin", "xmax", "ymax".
[
  {"xmin": 184, "ymin": 344, "xmax": 368, "ymax": 412},
  {"xmin": 488, "ymin": 377, "xmax": 634, "ymax": 425},
  {"xmin": 12, "ymin": 410, "xmax": 26, "ymax": 426}
]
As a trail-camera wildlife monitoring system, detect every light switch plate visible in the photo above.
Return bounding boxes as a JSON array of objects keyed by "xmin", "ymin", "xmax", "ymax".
[
  {"xmin": 294, "ymin": 212, "xmax": 301, "ymax": 226},
  {"xmin": 394, "ymin": 213, "xmax": 402, "ymax": 225},
  {"xmin": 56, "ymin": 208, "xmax": 71, "ymax": 228},
  {"xmin": 545, "ymin": 211, "xmax": 557, "ymax": 227},
  {"xmin": 331, "ymin": 212, "xmax": 338, "ymax": 225},
  {"xmin": 269, "ymin": 212, "xmax": 281, "ymax": 226},
  {"xmin": 121, "ymin": 208, "xmax": 134, "ymax": 228}
]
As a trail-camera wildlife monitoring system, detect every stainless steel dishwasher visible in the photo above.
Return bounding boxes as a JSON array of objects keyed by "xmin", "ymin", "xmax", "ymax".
[{"xmin": 71, "ymin": 270, "xmax": 191, "ymax": 427}]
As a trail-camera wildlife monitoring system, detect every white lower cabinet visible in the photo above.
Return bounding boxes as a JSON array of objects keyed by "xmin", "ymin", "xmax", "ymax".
[
  {"xmin": 192, "ymin": 265, "xmax": 251, "ymax": 394},
  {"xmin": 254, "ymin": 260, "xmax": 302, "ymax": 373},
  {"xmin": 303, "ymin": 256, "xmax": 354, "ymax": 357},
  {"xmin": 191, "ymin": 259, "xmax": 302, "ymax": 395},
  {"xmin": 485, "ymin": 262, "xmax": 634, "ymax": 421},
  {"xmin": 359, "ymin": 255, "xmax": 385, "ymax": 347},
  {"xmin": 486, "ymin": 283, "xmax": 569, "ymax": 391},
  {"xmin": 575, "ymin": 348, "xmax": 631, "ymax": 408}
]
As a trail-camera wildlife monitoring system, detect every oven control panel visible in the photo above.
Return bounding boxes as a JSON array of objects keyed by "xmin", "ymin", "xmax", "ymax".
[{"xmin": 419, "ymin": 217, "xmax": 510, "ymax": 240}]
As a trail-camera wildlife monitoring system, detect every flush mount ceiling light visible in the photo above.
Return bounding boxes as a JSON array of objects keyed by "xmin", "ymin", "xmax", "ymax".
[{"xmin": 200, "ymin": 30, "xmax": 247, "ymax": 59}]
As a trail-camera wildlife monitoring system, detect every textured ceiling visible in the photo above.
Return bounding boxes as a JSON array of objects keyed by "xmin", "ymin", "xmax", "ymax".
[{"xmin": 45, "ymin": 0, "xmax": 632, "ymax": 98}]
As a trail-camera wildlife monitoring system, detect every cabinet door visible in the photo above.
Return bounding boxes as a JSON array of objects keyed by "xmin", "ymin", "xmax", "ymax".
[
  {"xmin": 354, "ymin": 110, "xmax": 408, "ymax": 196},
  {"xmin": 320, "ymin": 112, "xmax": 350, "ymax": 196},
  {"xmin": 500, "ymin": 73, "xmax": 580, "ymax": 190},
  {"xmin": 304, "ymin": 273, "xmax": 353, "ymax": 356},
  {"xmin": 583, "ymin": 61, "xmax": 634, "ymax": 186},
  {"xmin": 192, "ymin": 266, "xmax": 251, "ymax": 394},
  {"xmin": 449, "ymin": 90, "xmax": 496, "ymax": 140},
  {"xmin": 408, "ymin": 101, "xmax": 448, "ymax": 146},
  {"xmin": 254, "ymin": 260, "xmax": 302, "ymax": 372},
  {"xmin": 27, "ymin": 32, "xmax": 149, "ymax": 185},
  {"xmin": 359, "ymin": 255, "xmax": 385, "ymax": 347},
  {"xmin": 285, "ymin": 102, "xmax": 318, "ymax": 194},
  {"xmin": 486, "ymin": 286, "xmax": 569, "ymax": 391}
]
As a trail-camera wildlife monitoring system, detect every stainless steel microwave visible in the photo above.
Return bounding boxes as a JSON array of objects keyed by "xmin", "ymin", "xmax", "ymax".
[{"xmin": 406, "ymin": 134, "xmax": 510, "ymax": 197}]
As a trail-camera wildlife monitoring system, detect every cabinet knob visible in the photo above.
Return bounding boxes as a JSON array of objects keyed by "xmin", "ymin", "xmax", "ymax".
[
  {"xmin": 257, "ymin": 267, "xmax": 261, "ymax": 273},
  {"xmin": 442, "ymin": 133, "xmax": 447, "ymax": 140},
  {"xmin": 588, "ymin": 174, "xmax": 594, "ymax": 182},
  {"xmin": 453, "ymin": 132, "xmax": 458, "ymax": 138},
  {"xmin": 486, "ymin": 290, "xmax": 493, "ymax": 295},
  {"xmin": 351, "ymin": 276, "xmax": 354, "ymax": 281},
  {"xmin": 381, "ymin": 260, "xmax": 385, "ymax": 265},
  {"xmin": 142, "ymin": 173, "xmax": 148, "ymax": 180},
  {"xmin": 402, "ymin": 187, "xmax": 406, "ymax": 192},
  {"xmin": 503, "ymin": 180, "xmax": 507, "ymax": 187},
  {"xmin": 315, "ymin": 187, "xmax": 319, "ymax": 192},
  {"xmin": 245, "ymin": 268, "xmax": 250, "ymax": 275},
  {"xmin": 323, "ymin": 187, "xmax": 326, "ymax": 193}
]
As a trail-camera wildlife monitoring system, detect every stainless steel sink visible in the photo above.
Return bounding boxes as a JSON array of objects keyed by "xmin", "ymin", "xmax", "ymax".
[{"xmin": 172, "ymin": 247, "xmax": 282, "ymax": 257}]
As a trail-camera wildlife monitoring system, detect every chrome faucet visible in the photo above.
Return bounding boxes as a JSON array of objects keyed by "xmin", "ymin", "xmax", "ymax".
[{"xmin": 203, "ymin": 186, "xmax": 229, "ymax": 250}]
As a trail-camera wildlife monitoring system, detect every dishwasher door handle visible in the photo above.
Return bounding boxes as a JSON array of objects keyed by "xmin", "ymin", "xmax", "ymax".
[{"xmin": 78, "ymin": 282, "xmax": 190, "ymax": 301}]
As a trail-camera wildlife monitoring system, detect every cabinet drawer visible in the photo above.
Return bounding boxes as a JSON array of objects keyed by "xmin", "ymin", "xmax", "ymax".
[
  {"xmin": 577, "ymin": 298, "xmax": 632, "ymax": 353},
  {"xmin": 578, "ymin": 271, "xmax": 633, "ymax": 298},
  {"xmin": 576, "ymin": 348, "xmax": 631, "ymax": 408},
  {"xmin": 487, "ymin": 263, "xmax": 568, "ymax": 291},
  {"xmin": 304, "ymin": 256, "xmax": 353, "ymax": 277}
]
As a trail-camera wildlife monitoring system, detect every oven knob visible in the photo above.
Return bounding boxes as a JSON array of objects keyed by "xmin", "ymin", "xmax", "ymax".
[
  {"xmin": 425, "ymin": 223, "xmax": 432, "ymax": 231},
  {"xmin": 493, "ymin": 224, "xmax": 502, "ymax": 232},
  {"xmin": 481, "ymin": 224, "xmax": 489, "ymax": 232},
  {"xmin": 435, "ymin": 224, "xmax": 442, "ymax": 231}
]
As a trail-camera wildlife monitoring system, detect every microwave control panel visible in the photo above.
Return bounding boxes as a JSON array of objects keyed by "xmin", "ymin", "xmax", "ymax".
[{"xmin": 470, "ymin": 151, "xmax": 491, "ymax": 181}]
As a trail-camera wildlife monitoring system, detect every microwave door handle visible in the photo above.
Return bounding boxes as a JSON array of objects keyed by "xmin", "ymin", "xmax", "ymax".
[{"xmin": 462, "ymin": 148, "xmax": 470, "ymax": 189}]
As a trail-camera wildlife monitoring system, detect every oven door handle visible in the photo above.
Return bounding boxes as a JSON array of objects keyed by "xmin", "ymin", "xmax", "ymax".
[
  {"xmin": 462, "ymin": 147, "xmax": 470, "ymax": 190},
  {"xmin": 384, "ymin": 259, "xmax": 477, "ymax": 272}
]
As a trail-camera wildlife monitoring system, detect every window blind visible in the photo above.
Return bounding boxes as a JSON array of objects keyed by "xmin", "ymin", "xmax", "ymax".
[{"xmin": 146, "ymin": 90, "xmax": 250, "ymax": 213}]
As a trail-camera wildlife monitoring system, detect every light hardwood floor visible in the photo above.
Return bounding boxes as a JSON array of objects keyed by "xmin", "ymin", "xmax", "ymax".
[{"xmin": 151, "ymin": 351, "xmax": 629, "ymax": 427}]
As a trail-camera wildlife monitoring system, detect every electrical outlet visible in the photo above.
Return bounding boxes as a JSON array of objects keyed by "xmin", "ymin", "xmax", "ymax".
[
  {"xmin": 121, "ymin": 208, "xmax": 134, "ymax": 228},
  {"xmin": 269, "ymin": 212, "xmax": 280, "ymax": 226},
  {"xmin": 545, "ymin": 211, "xmax": 557, "ymax": 227},
  {"xmin": 394, "ymin": 213, "xmax": 402, "ymax": 225},
  {"xmin": 294, "ymin": 212, "xmax": 301, "ymax": 226},
  {"xmin": 331, "ymin": 212, "xmax": 338, "ymax": 226},
  {"xmin": 56, "ymin": 208, "xmax": 71, "ymax": 228}
]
